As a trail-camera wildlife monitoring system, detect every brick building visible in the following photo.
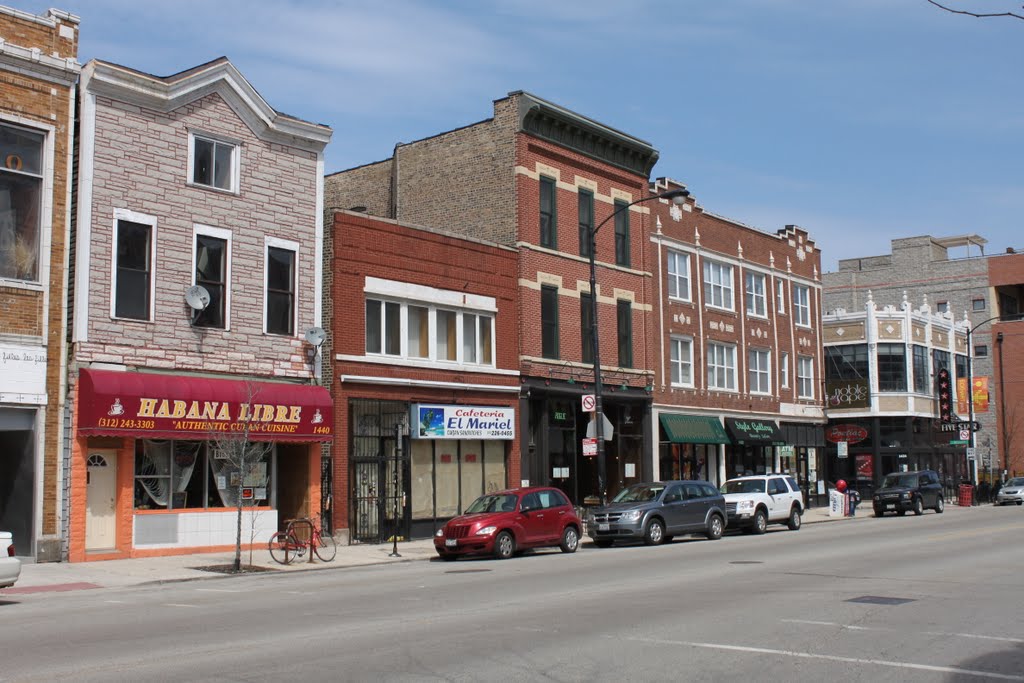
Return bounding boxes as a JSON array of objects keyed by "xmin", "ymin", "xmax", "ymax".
[
  {"xmin": 986, "ymin": 250, "xmax": 1024, "ymax": 477},
  {"xmin": 0, "ymin": 6, "xmax": 80, "ymax": 560},
  {"xmin": 66, "ymin": 57, "xmax": 332, "ymax": 561},
  {"xmin": 646, "ymin": 177, "xmax": 826, "ymax": 498},
  {"xmin": 326, "ymin": 211, "xmax": 519, "ymax": 543}
]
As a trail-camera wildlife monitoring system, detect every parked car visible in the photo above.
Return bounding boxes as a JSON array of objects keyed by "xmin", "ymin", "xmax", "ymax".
[
  {"xmin": 434, "ymin": 487, "xmax": 581, "ymax": 561},
  {"xmin": 872, "ymin": 470, "xmax": 944, "ymax": 516},
  {"xmin": 722, "ymin": 474, "xmax": 803, "ymax": 534},
  {"xmin": 995, "ymin": 477, "xmax": 1024, "ymax": 506},
  {"xmin": 586, "ymin": 480, "xmax": 727, "ymax": 547},
  {"xmin": 0, "ymin": 531, "xmax": 20, "ymax": 589}
]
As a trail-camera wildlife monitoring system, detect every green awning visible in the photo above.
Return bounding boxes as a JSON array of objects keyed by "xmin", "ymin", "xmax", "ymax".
[{"xmin": 659, "ymin": 414, "xmax": 729, "ymax": 444}]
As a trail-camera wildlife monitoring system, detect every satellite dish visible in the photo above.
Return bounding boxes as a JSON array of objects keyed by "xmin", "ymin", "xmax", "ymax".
[
  {"xmin": 304, "ymin": 326, "xmax": 326, "ymax": 347},
  {"xmin": 184, "ymin": 285, "xmax": 211, "ymax": 311}
]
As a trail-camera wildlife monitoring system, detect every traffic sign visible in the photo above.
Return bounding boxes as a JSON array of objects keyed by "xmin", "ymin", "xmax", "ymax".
[
  {"xmin": 582, "ymin": 394, "xmax": 596, "ymax": 412},
  {"xmin": 582, "ymin": 438, "xmax": 597, "ymax": 457},
  {"xmin": 959, "ymin": 429, "xmax": 971, "ymax": 442}
]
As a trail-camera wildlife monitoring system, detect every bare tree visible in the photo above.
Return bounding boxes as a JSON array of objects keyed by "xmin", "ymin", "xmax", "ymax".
[
  {"xmin": 927, "ymin": 0, "xmax": 1024, "ymax": 21},
  {"xmin": 1000, "ymin": 399, "xmax": 1024, "ymax": 476}
]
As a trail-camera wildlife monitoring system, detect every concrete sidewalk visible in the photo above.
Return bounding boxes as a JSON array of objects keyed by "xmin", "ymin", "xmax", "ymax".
[{"xmin": 2, "ymin": 503, "xmax": 941, "ymax": 596}]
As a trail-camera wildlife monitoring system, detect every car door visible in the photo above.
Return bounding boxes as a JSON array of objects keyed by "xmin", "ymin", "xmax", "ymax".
[
  {"xmin": 540, "ymin": 489, "xmax": 573, "ymax": 543},
  {"xmin": 681, "ymin": 483, "xmax": 710, "ymax": 530},
  {"xmin": 519, "ymin": 492, "xmax": 545, "ymax": 545},
  {"xmin": 660, "ymin": 484, "xmax": 688, "ymax": 533},
  {"xmin": 766, "ymin": 477, "xmax": 790, "ymax": 520}
]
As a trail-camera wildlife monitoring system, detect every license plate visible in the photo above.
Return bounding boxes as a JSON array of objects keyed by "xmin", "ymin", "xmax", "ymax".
[
  {"xmin": 598, "ymin": 523, "xmax": 610, "ymax": 532},
  {"xmin": 886, "ymin": 504, "xmax": 895, "ymax": 509},
  {"xmin": 445, "ymin": 539, "xmax": 457, "ymax": 547}
]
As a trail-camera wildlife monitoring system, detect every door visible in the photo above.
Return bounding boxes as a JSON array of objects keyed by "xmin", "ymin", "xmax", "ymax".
[
  {"xmin": 682, "ymin": 483, "xmax": 710, "ymax": 529},
  {"xmin": 766, "ymin": 477, "xmax": 791, "ymax": 520},
  {"xmin": 660, "ymin": 483, "xmax": 688, "ymax": 533},
  {"xmin": 85, "ymin": 452, "xmax": 117, "ymax": 550}
]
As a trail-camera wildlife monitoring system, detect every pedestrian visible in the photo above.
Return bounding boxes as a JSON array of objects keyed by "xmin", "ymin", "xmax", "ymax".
[
  {"xmin": 979, "ymin": 480, "xmax": 991, "ymax": 504},
  {"xmin": 991, "ymin": 479, "xmax": 1002, "ymax": 503},
  {"xmin": 848, "ymin": 488, "xmax": 860, "ymax": 516}
]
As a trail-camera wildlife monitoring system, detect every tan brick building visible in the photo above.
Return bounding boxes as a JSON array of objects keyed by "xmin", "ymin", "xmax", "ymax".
[{"xmin": 0, "ymin": 5, "xmax": 80, "ymax": 560}]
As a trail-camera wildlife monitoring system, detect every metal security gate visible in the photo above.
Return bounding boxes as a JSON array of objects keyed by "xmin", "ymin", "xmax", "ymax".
[{"xmin": 350, "ymin": 400, "xmax": 409, "ymax": 544}]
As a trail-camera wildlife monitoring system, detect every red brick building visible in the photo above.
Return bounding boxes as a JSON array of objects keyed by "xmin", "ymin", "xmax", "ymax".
[{"xmin": 988, "ymin": 250, "xmax": 1024, "ymax": 477}]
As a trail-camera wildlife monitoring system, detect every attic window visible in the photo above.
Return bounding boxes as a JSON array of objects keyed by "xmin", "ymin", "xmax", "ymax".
[{"xmin": 188, "ymin": 132, "xmax": 238, "ymax": 193}]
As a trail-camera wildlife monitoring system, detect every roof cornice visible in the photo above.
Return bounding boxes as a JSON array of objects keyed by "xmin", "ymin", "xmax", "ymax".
[{"xmin": 0, "ymin": 42, "xmax": 80, "ymax": 86}]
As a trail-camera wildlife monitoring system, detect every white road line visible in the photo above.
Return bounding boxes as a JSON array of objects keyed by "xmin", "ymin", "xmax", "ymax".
[
  {"xmin": 193, "ymin": 588, "xmax": 242, "ymax": 593},
  {"xmin": 781, "ymin": 618, "xmax": 1024, "ymax": 644},
  {"xmin": 163, "ymin": 603, "xmax": 200, "ymax": 608},
  {"xmin": 615, "ymin": 635, "xmax": 1024, "ymax": 681}
]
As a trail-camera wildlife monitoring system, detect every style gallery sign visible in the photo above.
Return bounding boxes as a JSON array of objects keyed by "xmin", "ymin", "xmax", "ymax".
[
  {"xmin": 412, "ymin": 404, "xmax": 514, "ymax": 440},
  {"xmin": 824, "ymin": 423, "xmax": 869, "ymax": 444}
]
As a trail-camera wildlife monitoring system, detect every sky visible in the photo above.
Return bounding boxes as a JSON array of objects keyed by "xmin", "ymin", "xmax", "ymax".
[{"xmin": 12, "ymin": 0, "xmax": 1024, "ymax": 272}]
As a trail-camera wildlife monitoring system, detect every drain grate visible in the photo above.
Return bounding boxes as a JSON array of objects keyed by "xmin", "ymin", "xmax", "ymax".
[
  {"xmin": 444, "ymin": 569, "xmax": 492, "ymax": 574},
  {"xmin": 846, "ymin": 595, "xmax": 915, "ymax": 605},
  {"xmin": 729, "ymin": 560, "xmax": 764, "ymax": 565}
]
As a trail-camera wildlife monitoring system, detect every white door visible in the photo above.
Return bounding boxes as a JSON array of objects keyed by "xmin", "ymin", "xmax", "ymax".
[
  {"xmin": 767, "ymin": 477, "xmax": 790, "ymax": 520},
  {"xmin": 86, "ymin": 452, "xmax": 117, "ymax": 550}
]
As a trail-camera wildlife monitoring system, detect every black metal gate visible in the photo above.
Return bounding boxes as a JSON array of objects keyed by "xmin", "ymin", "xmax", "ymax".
[{"xmin": 350, "ymin": 400, "xmax": 409, "ymax": 544}]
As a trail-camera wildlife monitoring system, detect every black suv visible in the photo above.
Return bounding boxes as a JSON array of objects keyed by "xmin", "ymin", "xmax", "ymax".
[
  {"xmin": 586, "ymin": 480, "xmax": 727, "ymax": 547},
  {"xmin": 872, "ymin": 470, "xmax": 944, "ymax": 517}
]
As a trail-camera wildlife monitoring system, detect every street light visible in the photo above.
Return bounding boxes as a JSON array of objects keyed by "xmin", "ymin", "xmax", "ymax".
[{"xmin": 588, "ymin": 187, "xmax": 689, "ymax": 504}]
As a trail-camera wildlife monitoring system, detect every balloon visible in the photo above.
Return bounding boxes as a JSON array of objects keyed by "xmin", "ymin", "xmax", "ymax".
[{"xmin": 836, "ymin": 479, "xmax": 848, "ymax": 492}]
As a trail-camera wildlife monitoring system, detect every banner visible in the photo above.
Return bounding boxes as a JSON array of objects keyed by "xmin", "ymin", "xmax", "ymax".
[{"xmin": 957, "ymin": 377, "xmax": 989, "ymax": 414}]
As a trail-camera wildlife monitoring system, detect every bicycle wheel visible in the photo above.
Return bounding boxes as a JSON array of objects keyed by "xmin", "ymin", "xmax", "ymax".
[
  {"xmin": 314, "ymin": 532, "xmax": 337, "ymax": 562},
  {"xmin": 268, "ymin": 532, "xmax": 297, "ymax": 565}
]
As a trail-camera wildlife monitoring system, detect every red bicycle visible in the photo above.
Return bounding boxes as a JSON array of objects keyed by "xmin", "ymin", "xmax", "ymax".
[{"xmin": 268, "ymin": 515, "xmax": 337, "ymax": 564}]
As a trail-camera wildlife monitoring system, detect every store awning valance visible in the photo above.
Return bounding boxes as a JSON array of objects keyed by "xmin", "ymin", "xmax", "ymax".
[
  {"xmin": 724, "ymin": 418, "xmax": 785, "ymax": 446},
  {"xmin": 659, "ymin": 414, "xmax": 729, "ymax": 444},
  {"xmin": 77, "ymin": 369, "xmax": 333, "ymax": 442}
]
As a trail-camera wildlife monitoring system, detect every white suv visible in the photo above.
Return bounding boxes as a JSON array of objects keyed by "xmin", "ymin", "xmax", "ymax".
[{"xmin": 722, "ymin": 475, "xmax": 803, "ymax": 534}]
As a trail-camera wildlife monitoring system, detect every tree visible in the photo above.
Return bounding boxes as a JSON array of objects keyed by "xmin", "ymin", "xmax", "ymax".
[
  {"xmin": 926, "ymin": 1, "xmax": 1024, "ymax": 21},
  {"xmin": 1000, "ymin": 399, "xmax": 1024, "ymax": 476}
]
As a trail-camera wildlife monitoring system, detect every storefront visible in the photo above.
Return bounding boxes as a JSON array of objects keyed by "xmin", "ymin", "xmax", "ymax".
[
  {"xmin": 70, "ymin": 368, "xmax": 332, "ymax": 562},
  {"xmin": 657, "ymin": 413, "xmax": 728, "ymax": 487},
  {"xmin": 724, "ymin": 418, "xmax": 786, "ymax": 478},
  {"xmin": 780, "ymin": 422, "xmax": 826, "ymax": 507}
]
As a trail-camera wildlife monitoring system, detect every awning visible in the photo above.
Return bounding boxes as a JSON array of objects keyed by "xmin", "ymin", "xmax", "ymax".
[
  {"xmin": 659, "ymin": 414, "xmax": 729, "ymax": 444},
  {"xmin": 77, "ymin": 369, "xmax": 333, "ymax": 442},
  {"xmin": 724, "ymin": 418, "xmax": 785, "ymax": 446}
]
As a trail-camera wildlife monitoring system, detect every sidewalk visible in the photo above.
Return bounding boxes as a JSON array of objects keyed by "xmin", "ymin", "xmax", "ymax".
[{"xmin": 0, "ymin": 504, "xmax": 919, "ymax": 596}]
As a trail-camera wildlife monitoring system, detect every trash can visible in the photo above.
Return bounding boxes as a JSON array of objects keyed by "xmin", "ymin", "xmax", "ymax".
[{"xmin": 958, "ymin": 484, "xmax": 974, "ymax": 507}]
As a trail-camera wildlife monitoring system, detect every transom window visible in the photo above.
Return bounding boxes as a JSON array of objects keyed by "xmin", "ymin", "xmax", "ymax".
[
  {"xmin": 707, "ymin": 341, "xmax": 737, "ymax": 391},
  {"xmin": 667, "ymin": 250, "xmax": 691, "ymax": 301},
  {"xmin": 670, "ymin": 336, "xmax": 693, "ymax": 387},
  {"xmin": 749, "ymin": 348, "xmax": 771, "ymax": 394},
  {"xmin": 745, "ymin": 272, "xmax": 767, "ymax": 317},
  {"xmin": 793, "ymin": 284, "xmax": 811, "ymax": 326},
  {"xmin": 797, "ymin": 355, "xmax": 814, "ymax": 399},
  {"xmin": 189, "ymin": 132, "xmax": 238, "ymax": 192},
  {"xmin": 703, "ymin": 260, "xmax": 734, "ymax": 310},
  {"xmin": 0, "ymin": 123, "xmax": 43, "ymax": 281},
  {"xmin": 365, "ymin": 298, "xmax": 494, "ymax": 366}
]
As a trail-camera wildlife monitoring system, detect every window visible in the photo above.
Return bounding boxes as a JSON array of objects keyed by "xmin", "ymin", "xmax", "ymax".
[
  {"xmin": 877, "ymin": 343, "xmax": 907, "ymax": 392},
  {"xmin": 265, "ymin": 241, "xmax": 296, "ymax": 336},
  {"xmin": 781, "ymin": 352, "xmax": 790, "ymax": 388},
  {"xmin": 366, "ymin": 299, "xmax": 400, "ymax": 355},
  {"xmin": 745, "ymin": 272, "xmax": 766, "ymax": 317},
  {"xmin": 825, "ymin": 345, "xmax": 869, "ymax": 381},
  {"xmin": 703, "ymin": 260, "xmax": 734, "ymax": 310},
  {"xmin": 614, "ymin": 199, "xmax": 630, "ymax": 267},
  {"xmin": 581, "ymin": 292, "xmax": 594, "ymax": 364},
  {"xmin": 670, "ymin": 337, "xmax": 693, "ymax": 387},
  {"xmin": 933, "ymin": 349, "xmax": 951, "ymax": 379},
  {"xmin": 408, "ymin": 305, "xmax": 429, "ymax": 358},
  {"xmin": 793, "ymin": 284, "xmax": 811, "ymax": 326},
  {"xmin": 539, "ymin": 176, "xmax": 557, "ymax": 249},
  {"xmin": 189, "ymin": 132, "xmax": 237, "ymax": 192},
  {"xmin": 462, "ymin": 312, "xmax": 493, "ymax": 365},
  {"xmin": 707, "ymin": 341, "xmax": 737, "ymax": 391},
  {"xmin": 776, "ymin": 279, "xmax": 786, "ymax": 314},
  {"xmin": 541, "ymin": 285, "xmax": 559, "ymax": 359},
  {"xmin": 955, "ymin": 354, "xmax": 968, "ymax": 380},
  {"xmin": 617, "ymin": 299, "xmax": 632, "ymax": 368},
  {"xmin": 972, "ymin": 298, "xmax": 985, "ymax": 311},
  {"xmin": 193, "ymin": 228, "xmax": 230, "ymax": 329},
  {"xmin": 667, "ymin": 250, "xmax": 690, "ymax": 301},
  {"xmin": 113, "ymin": 217, "xmax": 153, "ymax": 320},
  {"xmin": 749, "ymin": 348, "xmax": 771, "ymax": 394},
  {"xmin": 912, "ymin": 345, "xmax": 929, "ymax": 394},
  {"xmin": 578, "ymin": 189, "xmax": 593, "ymax": 258},
  {"xmin": 0, "ymin": 123, "xmax": 43, "ymax": 281},
  {"xmin": 365, "ymin": 297, "xmax": 493, "ymax": 366},
  {"xmin": 936, "ymin": 301, "xmax": 949, "ymax": 314},
  {"xmin": 436, "ymin": 309, "xmax": 457, "ymax": 361},
  {"xmin": 797, "ymin": 355, "xmax": 814, "ymax": 399}
]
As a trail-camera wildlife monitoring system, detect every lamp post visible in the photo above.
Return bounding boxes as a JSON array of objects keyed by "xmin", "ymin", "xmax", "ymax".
[{"xmin": 588, "ymin": 187, "xmax": 689, "ymax": 504}]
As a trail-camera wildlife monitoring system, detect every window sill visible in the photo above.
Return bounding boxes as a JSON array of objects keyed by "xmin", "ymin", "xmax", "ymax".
[
  {"xmin": 0, "ymin": 278, "xmax": 43, "ymax": 292},
  {"xmin": 187, "ymin": 181, "xmax": 239, "ymax": 196}
]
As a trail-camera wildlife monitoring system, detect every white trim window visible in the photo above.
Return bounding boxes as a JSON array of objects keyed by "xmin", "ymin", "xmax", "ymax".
[
  {"xmin": 797, "ymin": 355, "xmax": 814, "ymax": 399},
  {"xmin": 264, "ymin": 236, "xmax": 298, "ymax": 336},
  {"xmin": 793, "ymin": 284, "xmax": 811, "ymax": 326},
  {"xmin": 781, "ymin": 351, "xmax": 790, "ymax": 389},
  {"xmin": 776, "ymin": 279, "xmax": 786, "ymax": 314},
  {"xmin": 707, "ymin": 341, "xmax": 737, "ymax": 391},
  {"xmin": 666, "ymin": 250, "xmax": 691, "ymax": 301},
  {"xmin": 749, "ymin": 348, "xmax": 771, "ymax": 394},
  {"xmin": 366, "ymin": 297, "xmax": 494, "ymax": 368},
  {"xmin": 703, "ymin": 259, "xmax": 734, "ymax": 310},
  {"xmin": 111, "ymin": 208, "xmax": 156, "ymax": 322},
  {"xmin": 192, "ymin": 224, "xmax": 232, "ymax": 329},
  {"xmin": 188, "ymin": 131, "xmax": 240, "ymax": 193},
  {"xmin": 745, "ymin": 271, "xmax": 767, "ymax": 317},
  {"xmin": 669, "ymin": 336, "xmax": 693, "ymax": 387},
  {"xmin": 0, "ymin": 122, "xmax": 45, "ymax": 282}
]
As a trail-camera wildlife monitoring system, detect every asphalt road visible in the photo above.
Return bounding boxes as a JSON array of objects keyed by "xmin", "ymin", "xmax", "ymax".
[{"xmin": 2, "ymin": 506, "xmax": 1022, "ymax": 682}]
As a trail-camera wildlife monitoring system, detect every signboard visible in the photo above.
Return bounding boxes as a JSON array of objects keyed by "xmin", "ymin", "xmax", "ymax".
[
  {"xmin": 825, "ymin": 379, "xmax": 870, "ymax": 409},
  {"xmin": 837, "ymin": 441, "xmax": 848, "ymax": 458},
  {"xmin": 957, "ymin": 377, "xmax": 990, "ymax": 414},
  {"xmin": 937, "ymin": 369, "xmax": 952, "ymax": 423},
  {"xmin": 939, "ymin": 421, "xmax": 981, "ymax": 433},
  {"xmin": 412, "ymin": 404, "xmax": 514, "ymax": 440},
  {"xmin": 585, "ymin": 412, "xmax": 614, "ymax": 441},
  {"xmin": 0, "ymin": 342, "xmax": 47, "ymax": 403},
  {"xmin": 825, "ymin": 423, "xmax": 869, "ymax": 444},
  {"xmin": 581, "ymin": 394, "xmax": 596, "ymax": 412},
  {"xmin": 582, "ymin": 438, "xmax": 597, "ymax": 457},
  {"xmin": 855, "ymin": 454, "xmax": 873, "ymax": 481}
]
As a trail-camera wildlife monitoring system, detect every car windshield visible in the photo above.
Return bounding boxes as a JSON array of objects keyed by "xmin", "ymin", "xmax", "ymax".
[
  {"xmin": 881, "ymin": 474, "xmax": 917, "ymax": 488},
  {"xmin": 612, "ymin": 484, "xmax": 664, "ymax": 503},
  {"xmin": 1005, "ymin": 478, "xmax": 1024, "ymax": 487},
  {"xmin": 723, "ymin": 479, "xmax": 766, "ymax": 494},
  {"xmin": 464, "ymin": 494, "xmax": 518, "ymax": 514}
]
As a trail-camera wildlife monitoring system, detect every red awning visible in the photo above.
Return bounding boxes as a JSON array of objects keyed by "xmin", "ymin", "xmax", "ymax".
[{"xmin": 77, "ymin": 369, "xmax": 332, "ymax": 442}]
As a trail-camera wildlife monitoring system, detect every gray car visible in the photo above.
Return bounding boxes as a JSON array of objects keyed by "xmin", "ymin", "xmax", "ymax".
[
  {"xmin": 586, "ymin": 480, "xmax": 727, "ymax": 547},
  {"xmin": 996, "ymin": 477, "xmax": 1024, "ymax": 506}
]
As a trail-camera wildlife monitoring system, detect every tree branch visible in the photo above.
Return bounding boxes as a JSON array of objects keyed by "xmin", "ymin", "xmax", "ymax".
[{"xmin": 926, "ymin": 0, "xmax": 1024, "ymax": 21}]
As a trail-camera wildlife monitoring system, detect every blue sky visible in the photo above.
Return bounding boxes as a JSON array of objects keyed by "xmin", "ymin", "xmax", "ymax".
[{"xmin": 13, "ymin": 0, "xmax": 1024, "ymax": 271}]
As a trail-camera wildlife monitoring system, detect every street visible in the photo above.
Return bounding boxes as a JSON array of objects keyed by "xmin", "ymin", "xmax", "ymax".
[{"xmin": 2, "ymin": 505, "xmax": 1022, "ymax": 682}]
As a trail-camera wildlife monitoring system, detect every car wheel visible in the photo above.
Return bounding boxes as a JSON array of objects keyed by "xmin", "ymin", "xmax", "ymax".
[
  {"xmin": 644, "ymin": 518, "xmax": 665, "ymax": 546},
  {"xmin": 787, "ymin": 505, "xmax": 802, "ymax": 531},
  {"xmin": 493, "ymin": 531, "xmax": 515, "ymax": 559},
  {"xmin": 874, "ymin": 509, "xmax": 885, "ymax": 518},
  {"xmin": 593, "ymin": 539, "xmax": 614, "ymax": 548},
  {"xmin": 1018, "ymin": 501, "xmax": 1022, "ymax": 506},
  {"xmin": 935, "ymin": 496, "xmax": 944, "ymax": 514},
  {"xmin": 897, "ymin": 509, "xmax": 907, "ymax": 516},
  {"xmin": 706, "ymin": 514, "xmax": 724, "ymax": 540},
  {"xmin": 438, "ymin": 553, "xmax": 457, "ymax": 562},
  {"xmin": 913, "ymin": 497, "xmax": 924, "ymax": 516},
  {"xmin": 751, "ymin": 509, "xmax": 768, "ymax": 535},
  {"xmin": 559, "ymin": 526, "xmax": 579, "ymax": 554}
]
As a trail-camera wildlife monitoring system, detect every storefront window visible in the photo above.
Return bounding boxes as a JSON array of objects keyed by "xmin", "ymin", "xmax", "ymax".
[
  {"xmin": 410, "ymin": 440, "xmax": 434, "ymax": 519},
  {"xmin": 460, "ymin": 440, "xmax": 484, "ymax": 506},
  {"xmin": 435, "ymin": 442, "xmax": 459, "ymax": 517}
]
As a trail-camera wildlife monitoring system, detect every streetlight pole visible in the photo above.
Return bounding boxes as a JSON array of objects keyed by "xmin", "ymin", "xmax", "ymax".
[{"xmin": 588, "ymin": 187, "xmax": 689, "ymax": 504}]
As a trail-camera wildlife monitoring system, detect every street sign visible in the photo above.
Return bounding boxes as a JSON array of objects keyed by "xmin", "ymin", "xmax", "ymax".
[
  {"xmin": 837, "ymin": 441, "xmax": 848, "ymax": 458},
  {"xmin": 582, "ymin": 438, "xmax": 597, "ymax": 457},
  {"xmin": 966, "ymin": 447, "xmax": 976, "ymax": 459},
  {"xmin": 938, "ymin": 421, "xmax": 982, "ymax": 433},
  {"xmin": 582, "ymin": 394, "xmax": 596, "ymax": 412},
  {"xmin": 585, "ymin": 412, "xmax": 614, "ymax": 440},
  {"xmin": 959, "ymin": 429, "xmax": 971, "ymax": 442},
  {"xmin": 951, "ymin": 440, "xmax": 969, "ymax": 446}
]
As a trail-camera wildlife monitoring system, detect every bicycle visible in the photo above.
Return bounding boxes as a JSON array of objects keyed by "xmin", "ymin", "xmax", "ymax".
[{"xmin": 268, "ymin": 514, "xmax": 337, "ymax": 564}]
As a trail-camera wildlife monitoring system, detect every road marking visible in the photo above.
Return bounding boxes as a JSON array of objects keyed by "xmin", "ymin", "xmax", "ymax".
[
  {"xmin": 194, "ymin": 588, "xmax": 242, "ymax": 593},
  {"xmin": 615, "ymin": 635, "xmax": 1024, "ymax": 681},
  {"xmin": 163, "ymin": 603, "xmax": 200, "ymax": 608},
  {"xmin": 782, "ymin": 618, "xmax": 1024, "ymax": 644}
]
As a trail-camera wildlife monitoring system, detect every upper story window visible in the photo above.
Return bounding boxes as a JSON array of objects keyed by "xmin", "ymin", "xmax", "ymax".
[
  {"xmin": 366, "ymin": 299, "xmax": 401, "ymax": 355},
  {"xmin": 670, "ymin": 336, "xmax": 693, "ymax": 387},
  {"xmin": 825, "ymin": 344, "xmax": 869, "ymax": 381},
  {"xmin": 703, "ymin": 260, "xmax": 734, "ymax": 310},
  {"xmin": 189, "ymin": 132, "xmax": 239, "ymax": 193},
  {"xmin": 797, "ymin": 355, "xmax": 815, "ymax": 399},
  {"xmin": 936, "ymin": 301, "xmax": 949, "ymax": 314},
  {"xmin": 614, "ymin": 200, "xmax": 630, "ymax": 267},
  {"xmin": 112, "ymin": 212, "xmax": 155, "ymax": 321},
  {"xmin": 667, "ymin": 250, "xmax": 690, "ymax": 301},
  {"xmin": 749, "ymin": 348, "xmax": 771, "ymax": 394},
  {"xmin": 707, "ymin": 341, "xmax": 737, "ymax": 391},
  {"xmin": 365, "ymin": 298, "xmax": 494, "ymax": 366},
  {"xmin": 577, "ymin": 189, "xmax": 593, "ymax": 259},
  {"xmin": 972, "ymin": 298, "xmax": 986, "ymax": 311},
  {"xmin": 193, "ymin": 226, "xmax": 231, "ymax": 329},
  {"xmin": 776, "ymin": 279, "xmax": 786, "ymax": 314},
  {"xmin": 912, "ymin": 344, "xmax": 929, "ymax": 394},
  {"xmin": 617, "ymin": 299, "xmax": 632, "ymax": 368},
  {"xmin": 539, "ymin": 176, "xmax": 557, "ymax": 249},
  {"xmin": 745, "ymin": 272, "xmax": 767, "ymax": 317},
  {"xmin": 793, "ymin": 284, "xmax": 811, "ymax": 326},
  {"xmin": 265, "ymin": 238, "xmax": 297, "ymax": 336},
  {"xmin": 932, "ymin": 349, "xmax": 951, "ymax": 378},
  {"xmin": 580, "ymin": 292, "xmax": 594, "ymax": 364},
  {"xmin": 541, "ymin": 284, "xmax": 559, "ymax": 360},
  {"xmin": 780, "ymin": 351, "xmax": 790, "ymax": 388},
  {"xmin": 955, "ymin": 353, "xmax": 968, "ymax": 379},
  {"xmin": 0, "ymin": 123, "xmax": 43, "ymax": 281},
  {"xmin": 877, "ymin": 343, "xmax": 907, "ymax": 392}
]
